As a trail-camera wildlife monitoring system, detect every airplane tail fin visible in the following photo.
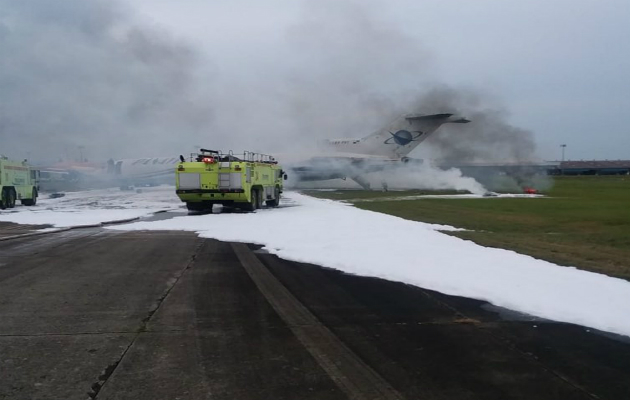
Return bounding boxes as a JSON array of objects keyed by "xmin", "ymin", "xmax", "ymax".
[
  {"xmin": 405, "ymin": 113, "xmax": 470, "ymax": 124},
  {"xmin": 356, "ymin": 113, "xmax": 469, "ymax": 158}
]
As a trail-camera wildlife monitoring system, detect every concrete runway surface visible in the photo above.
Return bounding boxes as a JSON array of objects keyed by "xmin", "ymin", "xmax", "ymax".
[{"xmin": 0, "ymin": 225, "xmax": 629, "ymax": 400}]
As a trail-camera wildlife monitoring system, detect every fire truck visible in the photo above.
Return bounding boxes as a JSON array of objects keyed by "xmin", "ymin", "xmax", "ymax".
[
  {"xmin": 0, "ymin": 157, "xmax": 39, "ymax": 209},
  {"xmin": 176, "ymin": 149, "xmax": 286, "ymax": 212}
]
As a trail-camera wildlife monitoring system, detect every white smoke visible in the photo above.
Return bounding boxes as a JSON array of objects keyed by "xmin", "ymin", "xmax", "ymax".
[
  {"xmin": 288, "ymin": 160, "xmax": 488, "ymax": 195},
  {"xmin": 0, "ymin": 0, "xmax": 213, "ymax": 163},
  {"xmin": 367, "ymin": 163, "xmax": 488, "ymax": 195},
  {"xmin": 1, "ymin": 0, "xmax": 546, "ymax": 196}
]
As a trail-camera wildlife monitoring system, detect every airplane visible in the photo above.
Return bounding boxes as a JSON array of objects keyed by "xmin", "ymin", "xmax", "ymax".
[
  {"xmin": 36, "ymin": 113, "xmax": 468, "ymax": 192},
  {"xmin": 285, "ymin": 113, "xmax": 470, "ymax": 189},
  {"xmin": 106, "ymin": 157, "xmax": 179, "ymax": 188},
  {"xmin": 38, "ymin": 157, "xmax": 179, "ymax": 191}
]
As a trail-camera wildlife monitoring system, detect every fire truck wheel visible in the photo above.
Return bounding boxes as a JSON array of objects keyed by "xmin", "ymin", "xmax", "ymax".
[
  {"xmin": 7, "ymin": 189, "xmax": 16, "ymax": 208},
  {"xmin": 243, "ymin": 189, "xmax": 256, "ymax": 212},
  {"xmin": 22, "ymin": 188, "xmax": 38, "ymax": 206},
  {"xmin": 0, "ymin": 189, "xmax": 7, "ymax": 210},
  {"xmin": 266, "ymin": 187, "xmax": 280, "ymax": 207},
  {"xmin": 254, "ymin": 189, "xmax": 261, "ymax": 210},
  {"xmin": 255, "ymin": 189, "xmax": 263, "ymax": 210},
  {"xmin": 274, "ymin": 187, "xmax": 280, "ymax": 206}
]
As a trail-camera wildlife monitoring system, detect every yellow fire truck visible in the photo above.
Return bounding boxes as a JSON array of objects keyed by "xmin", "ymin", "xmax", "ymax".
[
  {"xmin": 175, "ymin": 149, "xmax": 286, "ymax": 212},
  {"xmin": 0, "ymin": 157, "xmax": 39, "ymax": 209}
]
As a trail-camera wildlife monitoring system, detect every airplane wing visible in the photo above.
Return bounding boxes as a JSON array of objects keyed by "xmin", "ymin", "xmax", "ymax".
[
  {"xmin": 287, "ymin": 154, "xmax": 401, "ymax": 183},
  {"xmin": 309, "ymin": 153, "xmax": 396, "ymax": 161}
]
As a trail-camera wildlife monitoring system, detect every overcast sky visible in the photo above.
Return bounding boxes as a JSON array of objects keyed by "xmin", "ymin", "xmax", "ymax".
[
  {"xmin": 125, "ymin": 0, "xmax": 630, "ymax": 161},
  {"xmin": 1, "ymin": 0, "xmax": 628, "ymax": 162}
]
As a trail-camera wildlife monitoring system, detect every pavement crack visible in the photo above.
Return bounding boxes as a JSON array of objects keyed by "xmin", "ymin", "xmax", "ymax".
[
  {"xmin": 138, "ymin": 240, "xmax": 202, "ymax": 332},
  {"xmin": 419, "ymin": 289, "xmax": 602, "ymax": 399},
  {"xmin": 86, "ymin": 238, "xmax": 204, "ymax": 399},
  {"xmin": 87, "ymin": 361, "xmax": 120, "ymax": 399},
  {"xmin": 485, "ymin": 328, "xmax": 604, "ymax": 400}
]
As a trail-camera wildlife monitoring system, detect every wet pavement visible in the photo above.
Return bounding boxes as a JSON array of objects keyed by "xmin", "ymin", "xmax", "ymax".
[
  {"xmin": 0, "ymin": 221, "xmax": 52, "ymax": 239},
  {"xmin": 0, "ymin": 229, "xmax": 628, "ymax": 399}
]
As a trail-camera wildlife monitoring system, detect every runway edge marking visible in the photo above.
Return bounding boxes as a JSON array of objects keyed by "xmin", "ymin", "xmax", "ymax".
[{"xmin": 231, "ymin": 243, "xmax": 405, "ymax": 400}]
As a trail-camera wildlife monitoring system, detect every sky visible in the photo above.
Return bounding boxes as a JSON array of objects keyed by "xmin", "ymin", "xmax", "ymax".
[{"xmin": 1, "ymin": 0, "xmax": 629, "ymax": 162}]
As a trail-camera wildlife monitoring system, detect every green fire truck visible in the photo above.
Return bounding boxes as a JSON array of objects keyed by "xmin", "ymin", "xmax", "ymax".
[
  {"xmin": 0, "ymin": 156, "xmax": 39, "ymax": 209},
  {"xmin": 175, "ymin": 149, "xmax": 286, "ymax": 212}
]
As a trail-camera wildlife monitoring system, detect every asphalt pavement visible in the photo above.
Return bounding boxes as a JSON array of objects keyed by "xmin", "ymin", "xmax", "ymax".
[
  {"xmin": 0, "ymin": 226, "xmax": 629, "ymax": 400},
  {"xmin": 0, "ymin": 222, "xmax": 52, "ymax": 239}
]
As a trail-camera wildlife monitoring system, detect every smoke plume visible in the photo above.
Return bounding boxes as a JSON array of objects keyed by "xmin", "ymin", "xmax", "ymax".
[
  {"xmin": 259, "ymin": 1, "xmax": 542, "ymax": 167},
  {"xmin": 369, "ymin": 164, "xmax": 488, "ymax": 194},
  {"xmin": 0, "ymin": 0, "xmax": 212, "ymax": 163},
  {"xmin": 408, "ymin": 86, "xmax": 538, "ymax": 163},
  {"xmin": 264, "ymin": 0, "xmax": 544, "ymax": 192},
  {"xmin": 0, "ymin": 0, "xmax": 546, "ymax": 193}
]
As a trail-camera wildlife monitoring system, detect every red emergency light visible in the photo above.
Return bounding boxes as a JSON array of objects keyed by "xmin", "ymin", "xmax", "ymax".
[{"xmin": 202, "ymin": 157, "xmax": 215, "ymax": 164}]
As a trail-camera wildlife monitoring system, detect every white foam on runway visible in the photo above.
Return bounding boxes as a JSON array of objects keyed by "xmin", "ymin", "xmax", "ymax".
[
  {"xmin": 0, "ymin": 186, "xmax": 181, "ymax": 227},
  {"xmin": 108, "ymin": 191, "xmax": 630, "ymax": 338},
  {"xmin": 3, "ymin": 187, "xmax": 629, "ymax": 337}
]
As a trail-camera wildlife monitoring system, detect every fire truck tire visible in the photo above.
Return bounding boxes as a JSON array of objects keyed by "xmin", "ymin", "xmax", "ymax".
[
  {"xmin": 253, "ymin": 189, "xmax": 260, "ymax": 210},
  {"xmin": 266, "ymin": 187, "xmax": 280, "ymax": 207},
  {"xmin": 22, "ymin": 189, "xmax": 38, "ymax": 206},
  {"xmin": 0, "ymin": 189, "xmax": 7, "ymax": 210},
  {"xmin": 255, "ymin": 189, "xmax": 263, "ymax": 210},
  {"xmin": 7, "ymin": 189, "xmax": 16, "ymax": 209},
  {"xmin": 243, "ymin": 189, "xmax": 257, "ymax": 212}
]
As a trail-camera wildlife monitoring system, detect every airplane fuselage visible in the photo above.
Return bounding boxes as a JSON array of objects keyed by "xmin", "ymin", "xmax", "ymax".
[{"xmin": 286, "ymin": 113, "xmax": 469, "ymax": 188}]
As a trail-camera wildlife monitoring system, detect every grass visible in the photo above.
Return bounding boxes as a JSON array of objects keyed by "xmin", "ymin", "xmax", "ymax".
[{"xmin": 303, "ymin": 176, "xmax": 630, "ymax": 280}]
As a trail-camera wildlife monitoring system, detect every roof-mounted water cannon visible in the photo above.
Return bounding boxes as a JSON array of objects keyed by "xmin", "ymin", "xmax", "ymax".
[
  {"xmin": 193, "ymin": 149, "xmax": 221, "ymax": 162},
  {"xmin": 199, "ymin": 148, "xmax": 220, "ymax": 155}
]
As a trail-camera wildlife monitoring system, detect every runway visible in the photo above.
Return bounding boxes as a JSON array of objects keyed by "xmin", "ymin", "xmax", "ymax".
[
  {"xmin": 1, "ymin": 226, "xmax": 629, "ymax": 400},
  {"xmin": 0, "ymin": 221, "xmax": 51, "ymax": 239}
]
